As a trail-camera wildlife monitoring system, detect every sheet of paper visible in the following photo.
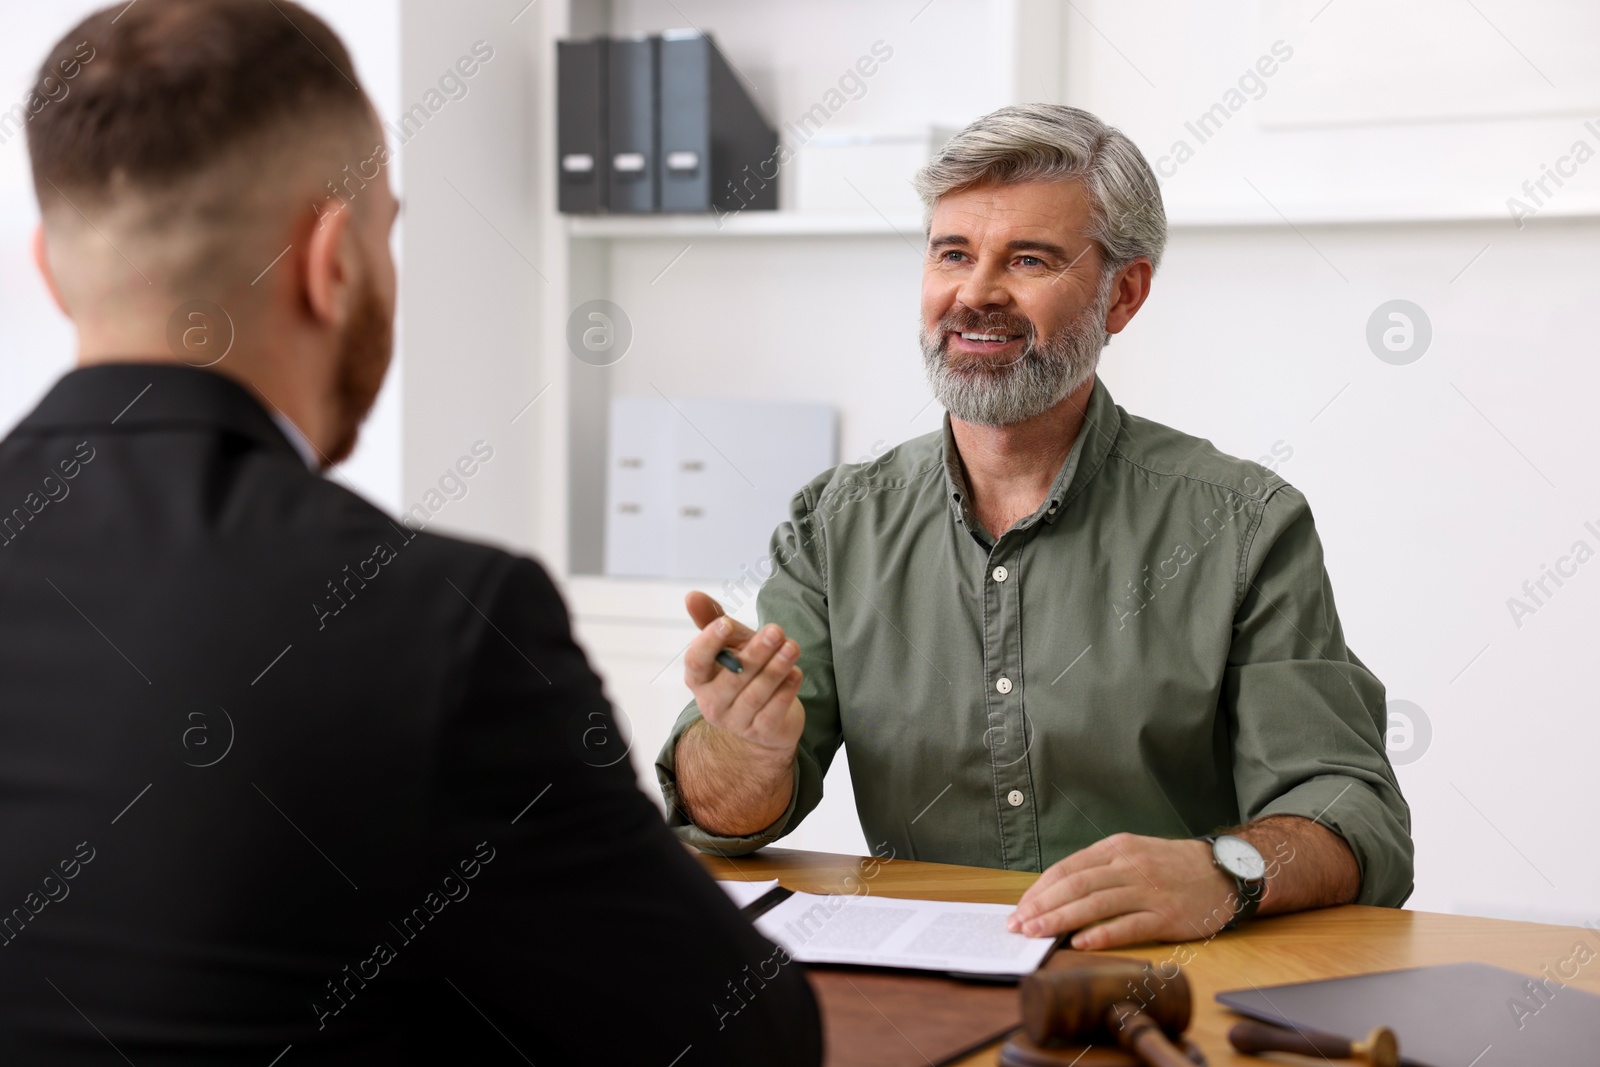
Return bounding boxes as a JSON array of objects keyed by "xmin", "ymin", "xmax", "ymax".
[
  {"xmin": 716, "ymin": 878, "xmax": 781, "ymax": 909},
  {"xmin": 753, "ymin": 891, "xmax": 1055, "ymax": 976}
]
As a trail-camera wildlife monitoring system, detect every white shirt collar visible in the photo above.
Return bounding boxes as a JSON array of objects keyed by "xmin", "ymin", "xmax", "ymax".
[{"xmin": 269, "ymin": 410, "xmax": 321, "ymax": 471}]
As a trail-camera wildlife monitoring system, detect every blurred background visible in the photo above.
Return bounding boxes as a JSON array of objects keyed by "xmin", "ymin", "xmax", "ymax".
[{"xmin": 3, "ymin": 0, "xmax": 1596, "ymax": 925}]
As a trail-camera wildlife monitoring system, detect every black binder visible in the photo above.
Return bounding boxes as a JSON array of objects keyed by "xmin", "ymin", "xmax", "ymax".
[
  {"xmin": 556, "ymin": 39, "xmax": 605, "ymax": 213},
  {"xmin": 605, "ymin": 35, "xmax": 658, "ymax": 214},
  {"xmin": 658, "ymin": 30, "xmax": 778, "ymax": 214}
]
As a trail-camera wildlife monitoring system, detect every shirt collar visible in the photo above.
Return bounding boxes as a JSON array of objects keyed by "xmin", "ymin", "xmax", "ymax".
[
  {"xmin": 940, "ymin": 374, "xmax": 1122, "ymax": 533},
  {"xmin": 269, "ymin": 410, "xmax": 321, "ymax": 471},
  {"xmin": 15, "ymin": 364, "xmax": 314, "ymax": 470}
]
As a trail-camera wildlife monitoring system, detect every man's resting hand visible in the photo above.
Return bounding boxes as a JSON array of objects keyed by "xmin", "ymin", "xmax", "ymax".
[
  {"xmin": 1007, "ymin": 834, "xmax": 1236, "ymax": 949},
  {"xmin": 1006, "ymin": 817, "xmax": 1359, "ymax": 949}
]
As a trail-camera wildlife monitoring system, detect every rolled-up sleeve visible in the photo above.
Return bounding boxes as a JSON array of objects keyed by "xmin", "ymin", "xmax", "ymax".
[
  {"xmin": 1225, "ymin": 486, "xmax": 1414, "ymax": 907},
  {"xmin": 656, "ymin": 485, "xmax": 845, "ymax": 855}
]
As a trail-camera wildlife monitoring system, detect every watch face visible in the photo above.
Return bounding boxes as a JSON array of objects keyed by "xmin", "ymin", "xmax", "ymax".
[{"xmin": 1214, "ymin": 835, "xmax": 1266, "ymax": 881}]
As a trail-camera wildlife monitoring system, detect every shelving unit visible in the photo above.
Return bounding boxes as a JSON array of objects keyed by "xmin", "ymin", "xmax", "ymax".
[
  {"xmin": 530, "ymin": 0, "xmax": 1064, "ymax": 581},
  {"xmin": 565, "ymin": 211, "xmax": 925, "ymax": 238},
  {"xmin": 523, "ymin": 2, "xmax": 1065, "ymax": 827}
]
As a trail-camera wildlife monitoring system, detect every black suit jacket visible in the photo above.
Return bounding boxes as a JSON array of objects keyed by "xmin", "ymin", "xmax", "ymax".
[{"xmin": 0, "ymin": 365, "xmax": 820, "ymax": 1065}]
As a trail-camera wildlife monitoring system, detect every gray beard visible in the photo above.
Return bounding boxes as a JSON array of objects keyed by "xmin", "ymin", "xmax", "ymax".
[{"xmin": 920, "ymin": 275, "xmax": 1113, "ymax": 428}]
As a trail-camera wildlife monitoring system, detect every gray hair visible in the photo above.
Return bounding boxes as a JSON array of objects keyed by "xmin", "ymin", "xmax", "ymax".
[{"xmin": 914, "ymin": 104, "xmax": 1167, "ymax": 274}]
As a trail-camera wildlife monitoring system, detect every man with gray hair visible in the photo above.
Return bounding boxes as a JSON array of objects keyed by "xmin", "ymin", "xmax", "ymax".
[{"xmin": 658, "ymin": 105, "xmax": 1412, "ymax": 949}]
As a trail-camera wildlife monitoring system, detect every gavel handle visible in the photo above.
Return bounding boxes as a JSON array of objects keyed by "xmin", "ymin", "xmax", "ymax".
[
  {"xmin": 1109, "ymin": 1001, "xmax": 1198, "ymax": 1067},
  {"xmin": 1228, "ymin": 1019, "xmax": 1352, "ymax": 1057}
]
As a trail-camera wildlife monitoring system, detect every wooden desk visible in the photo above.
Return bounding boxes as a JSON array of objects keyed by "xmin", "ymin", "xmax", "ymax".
[{"xmin": 704, "ymin": 847, "xmax": 1600, "ymax": 1065}]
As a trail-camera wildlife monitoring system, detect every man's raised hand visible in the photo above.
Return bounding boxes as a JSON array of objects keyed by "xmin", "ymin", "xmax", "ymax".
[{"xmin": 682, "ymin": 591, "xmax": 805, "ymax": 765}]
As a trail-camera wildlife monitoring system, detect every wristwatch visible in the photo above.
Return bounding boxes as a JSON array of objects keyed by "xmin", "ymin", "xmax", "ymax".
[{"xmin": 1199, "ymin": 834, "xmax": 1267, "ymax": 931}]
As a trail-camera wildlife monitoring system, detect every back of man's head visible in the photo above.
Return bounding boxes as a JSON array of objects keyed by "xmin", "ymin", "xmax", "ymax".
[
  {"xmin": 31, "ymin": 0, "xmax": 374, "ymax": 295},
  {"xmin": 28, "ymin": 0, "xmax": 396, "ymax": 465}
]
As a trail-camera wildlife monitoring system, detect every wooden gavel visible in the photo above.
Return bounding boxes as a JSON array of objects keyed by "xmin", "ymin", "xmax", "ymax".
[
  {"xmin": 1021, "ymin": 959, "xmax": 1197, "ymax": 1067},
  {"xmin": 1228, "ymin": 1020, "xmax": 1399, "ymax": 1066}
]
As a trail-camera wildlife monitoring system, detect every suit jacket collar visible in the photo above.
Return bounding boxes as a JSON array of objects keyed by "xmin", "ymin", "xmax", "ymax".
[{"xmin": 15, "ymin": 363, "xmax": 306, "ymax": 464}]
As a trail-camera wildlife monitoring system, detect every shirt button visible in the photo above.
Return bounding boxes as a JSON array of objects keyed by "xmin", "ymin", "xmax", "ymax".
[
  {"xmin": 1007, "ymin": 789, "xmax": 1025, "ymax": 807},
  {"xmin": 992, "ymin": 565, "xmax": 1009, "ymax": 583},
  {"xmin": 996, "ymin": 677, "xmax": 1013, "ymax": 694}
]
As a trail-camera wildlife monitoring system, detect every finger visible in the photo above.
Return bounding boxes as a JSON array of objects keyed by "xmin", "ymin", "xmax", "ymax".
[
  {"xmin": 694, "ymin": 625, "xmax": 790, "ymax": 731},
  {"xmin": 1027, "ymin": 832, "xmax": 1158, "ymax": 905},
  {"xmin": 1069, "ymin": 909, "xmax": 1166, "ymax": 952},
  {"xmin": 684, "ymin": 613, "xmax": 776, "ymax": 687},
  {"xmin": 683, "ymin": 615, "xmax": 740, "ymax": 687},
  {"xmin": 1016, "ymin": 843, "xmax": 1118, "ymax": 910},
  {"xmin": 685, "ymin": 591, "xmax": 756, "ymax": 643},
  {"xmin": 774, "ymin": 665, "xmax": 804, "ymax": 704},
  {"xmin": 684, "ymin": 590, "xmax": 725, "ymax": 630},
  {"xmin": 1010, "ymin": 863, "xmax": 1128, "ymax": 929},
  {"xmin": 707, "ymin": 630, "xmax": 793, "ymax": 729},
  {"xmin": 1018, "ymin": 885, "xmax": 1145, "ymax": 940},
  {"xmin": 744, "ymin": 667, "xmax": 804, "ymax": 744},
  {"xmin": 727, "ymin": 640, "xmax": 801, "ymax": 725}
]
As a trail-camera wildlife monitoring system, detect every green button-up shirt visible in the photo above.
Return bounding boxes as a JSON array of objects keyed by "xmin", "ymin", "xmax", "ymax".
[{"xmin": 656, "ymin": 378, "xmax": 1413, "ymax": 907}]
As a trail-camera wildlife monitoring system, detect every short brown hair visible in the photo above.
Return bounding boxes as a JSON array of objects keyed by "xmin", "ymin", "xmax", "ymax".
[{"xmin": 28, "ymin": 0, "xmax": 369, "ymax": 202}]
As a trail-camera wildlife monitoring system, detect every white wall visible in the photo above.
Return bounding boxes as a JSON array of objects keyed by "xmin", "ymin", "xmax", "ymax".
[
  {"xmin": 0, "ymin": 0, "xmax": 403, "ymax": 513},
  {"xmin": 1098, "ymin": 218, "xmax": 1600, "ymax": 924},
  {"xmin": 395, "ymin": 0, "xmax": 544, "ymax": 555},
  {"xmin": 1067, "ymin": 0, "xmax": 1600, "ymax": 923}
]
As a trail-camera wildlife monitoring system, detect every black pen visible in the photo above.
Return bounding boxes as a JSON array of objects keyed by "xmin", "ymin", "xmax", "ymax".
[{"xmin": 715, "ymin": 649, "xmax": 744, "ymax": 674}]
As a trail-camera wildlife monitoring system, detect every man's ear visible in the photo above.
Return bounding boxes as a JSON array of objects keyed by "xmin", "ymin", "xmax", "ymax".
[
  {"xmin": 32, "ymin": 224, "xmax": 70, "ymax": 318},
  {"xmin": 1104, "ymin": 258, "xmax": 1153, "ymax": 336},
  {"xmin": 302, "ymin": 198, "xmax": 357, "ymax": 328}
]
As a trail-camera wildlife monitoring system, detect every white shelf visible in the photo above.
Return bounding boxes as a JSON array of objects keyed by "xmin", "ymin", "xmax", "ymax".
[
  {"xmin": 535, "ymin": 0, "xmax": 1057, "ymax": 580},
  {"xmin": 565, "ymin": 211, "xmax": 925, "ymax": 239},
  {"xmin": 560, "ymin": 574, "xmax": 767, "ymax": 622}
]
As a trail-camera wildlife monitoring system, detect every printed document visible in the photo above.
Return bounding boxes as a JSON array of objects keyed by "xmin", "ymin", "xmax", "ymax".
[{"xmin": 753, "ymin": 891, "xmax": 1056, "ymax": 976}]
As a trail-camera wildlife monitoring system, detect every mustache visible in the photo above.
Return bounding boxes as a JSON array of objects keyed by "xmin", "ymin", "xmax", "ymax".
[{"xmin": 935, "ymin": 305, "xmax": 1037, "ymax": 344}]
